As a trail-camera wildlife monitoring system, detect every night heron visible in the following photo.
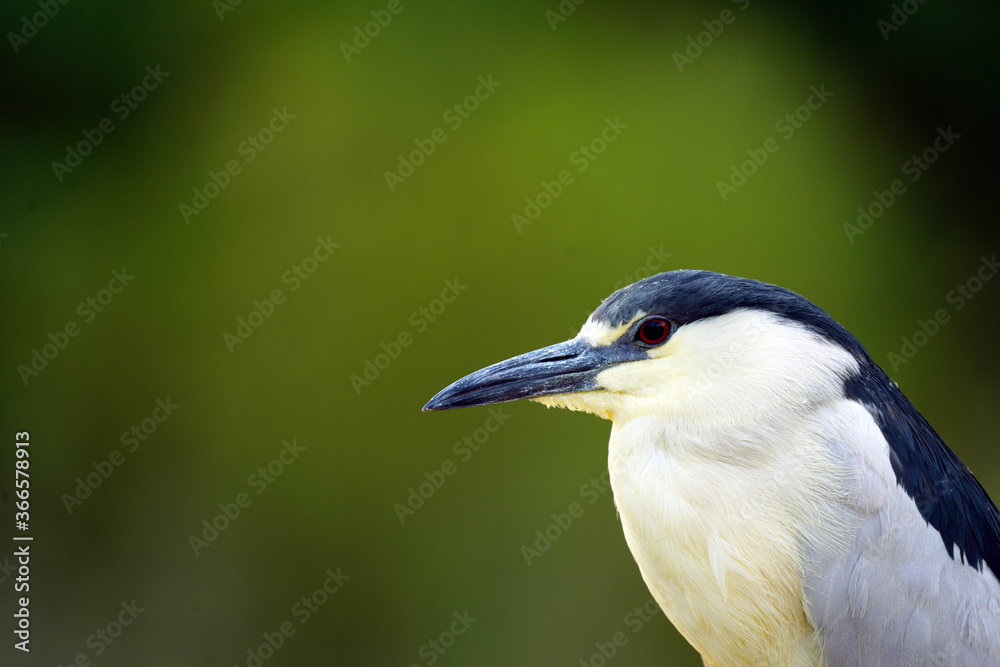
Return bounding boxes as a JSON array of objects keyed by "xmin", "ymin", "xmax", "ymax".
[{"xmin": 423, "ymin": 270, "xmax": 1000, "ymax": 666}]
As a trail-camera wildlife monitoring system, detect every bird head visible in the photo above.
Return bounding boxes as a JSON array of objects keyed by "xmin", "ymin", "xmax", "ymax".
[{"xmin": 423, "ymin": 270, "xmax": 864, "ymax": 425}]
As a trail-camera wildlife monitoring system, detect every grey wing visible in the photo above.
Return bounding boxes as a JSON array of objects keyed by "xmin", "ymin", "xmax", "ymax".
[{"xmin": 802, "ymin": 421, "xmax": 1000, "ymax": 667}]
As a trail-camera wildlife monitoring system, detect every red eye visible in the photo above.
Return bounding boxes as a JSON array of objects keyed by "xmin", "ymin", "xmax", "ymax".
[{"xmin": 637, "ymin": 318, "xmax": 670, "ymax": 345}]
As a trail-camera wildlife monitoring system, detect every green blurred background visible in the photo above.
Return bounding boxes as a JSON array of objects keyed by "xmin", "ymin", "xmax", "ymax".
[{"xmin": 2, "ymin": 1, "xmax": 999, "ymax": 665}]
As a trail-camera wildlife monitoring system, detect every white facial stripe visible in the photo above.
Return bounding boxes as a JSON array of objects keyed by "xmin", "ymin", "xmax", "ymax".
[{"xmin": 578, "ymin": 312, "xmax": 646, "ymax": 347}]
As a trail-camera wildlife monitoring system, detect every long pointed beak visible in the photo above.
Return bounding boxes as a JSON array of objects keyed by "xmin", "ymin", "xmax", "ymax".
[{"xmin": 423, "ymin": 338, "xmax": 633, "ymax": 411}]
